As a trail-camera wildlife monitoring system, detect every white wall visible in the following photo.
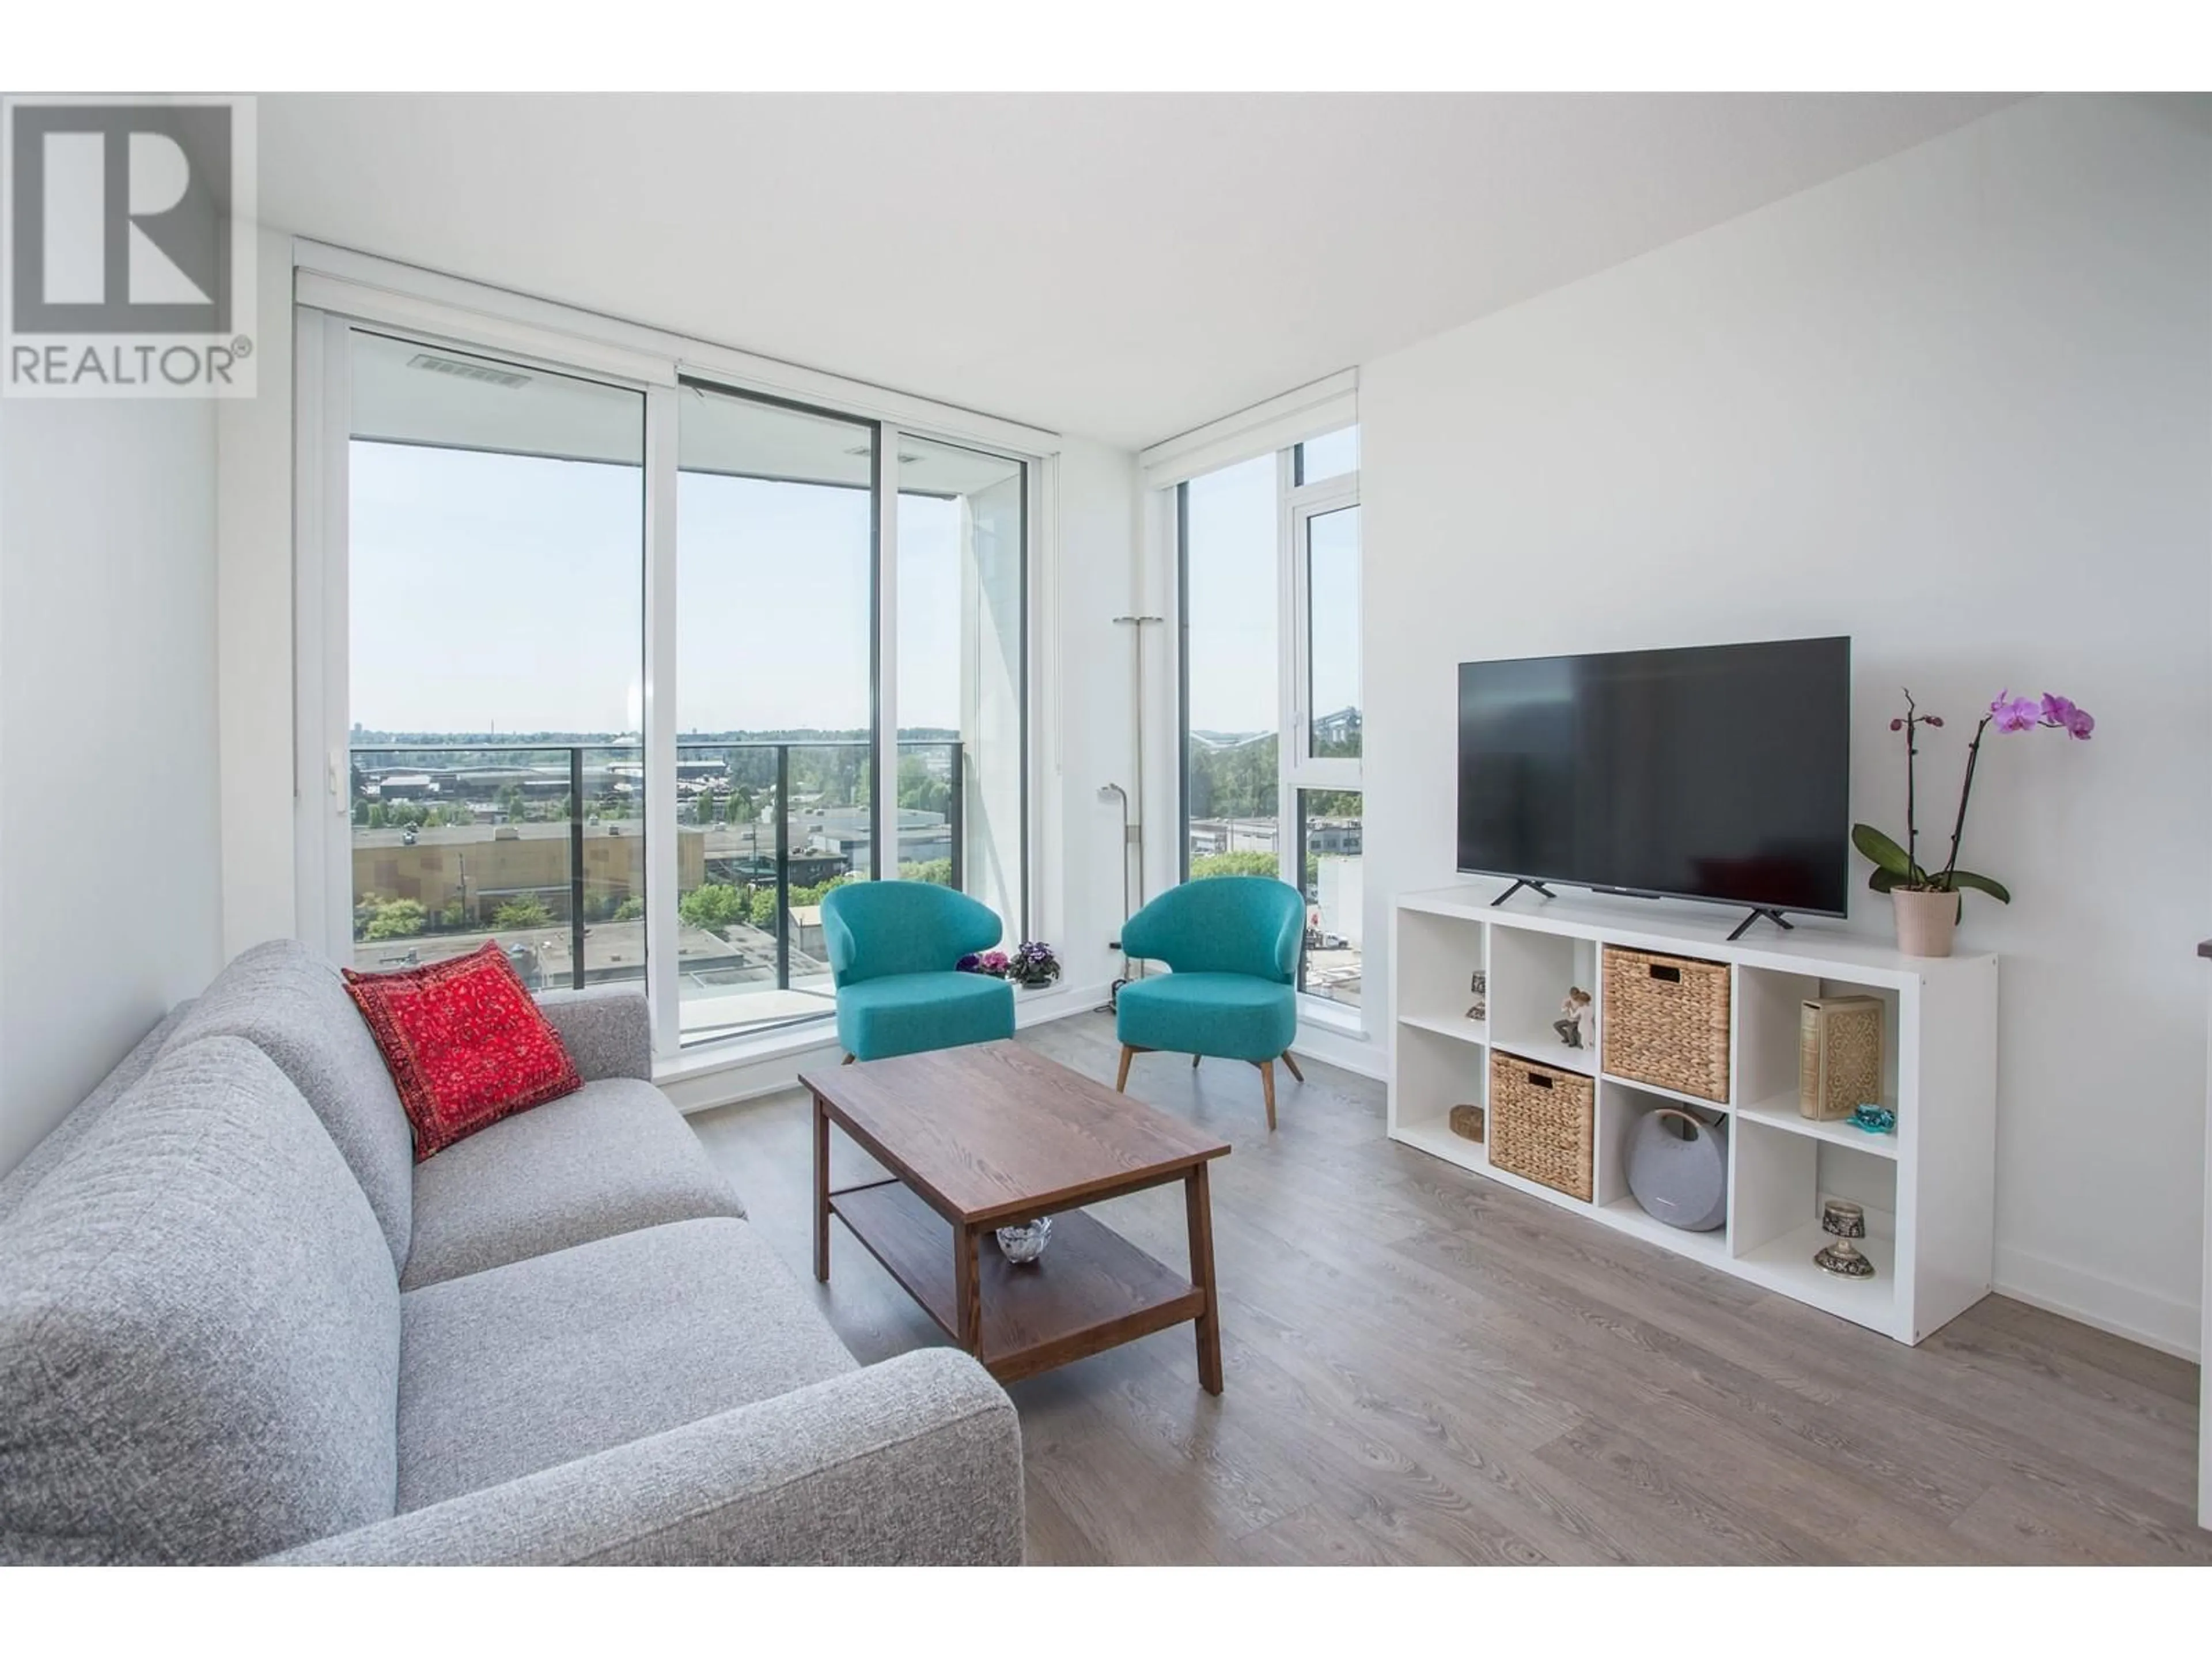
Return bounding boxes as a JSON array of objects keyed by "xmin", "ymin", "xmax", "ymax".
[
  {"xmin": 216, "ymin": 226, "xmax": 300, "ymax": 957},
  {"xmin": 0, "ymin": 396, "xmax": 225, "ymax": 1175},
  {"xmin": 1360, "ymin": 94, "xmax": 2212, "ymax": 1353},
  {"xmin": 1045, "ymin": 437, "xmax": 1141, "ymax": 1001}
]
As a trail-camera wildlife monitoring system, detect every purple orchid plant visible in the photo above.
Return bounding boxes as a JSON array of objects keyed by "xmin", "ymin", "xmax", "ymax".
[{"xmin": 1852, "ymin": 688, "xmax": 2094, "ymax": 905}]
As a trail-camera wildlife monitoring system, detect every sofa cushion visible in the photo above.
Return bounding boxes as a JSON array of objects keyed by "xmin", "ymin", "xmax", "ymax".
[
  {"xmin": 343, "ymin": 943, "xmax": 584, "ymax": 1161},
  {"xmin": 1116, "ymin": 970, "xmax": 1297, "ymax": 1062},
  {"xmin": 834, "ymin": 969, "xmax": 1015, "ymax": 1062},
  {"xmin": 395, "ymin": 1218, "xmax": 855, "ymax": 1510},
  {"xmin": 0, "ymin": 1001, "xmax": 190, "ymax": 1226},
  {"xmin": 400, "ymin": 1077, "xmax": 747, "ymax": 1290},
  {"xmin": 0, "ymin": 1037, "xmax": 401, "ymax": 1565},
  {"xmin": 164, "ymin": 939, "xmax": 416, "ymax": 1270}
]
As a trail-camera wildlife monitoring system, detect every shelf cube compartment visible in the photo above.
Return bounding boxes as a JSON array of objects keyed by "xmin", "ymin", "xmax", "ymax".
[
  {"xmin": 1392, "ymin": 1019, "xmax": 1490, "ymax": 1159},
  {"xmin": 1730, "ymin": 1112, "xmax": 1899, "ymax": 1328},
  {"xmin": 1396, "ymin": 907, "xmax": 1489, "ymax": 1030},
  {"xmin": 1488, "ymin": 926, "xmax": 1599, "ymax": 1066}
]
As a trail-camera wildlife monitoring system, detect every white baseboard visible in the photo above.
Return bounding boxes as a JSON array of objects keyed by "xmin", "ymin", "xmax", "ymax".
[
  {"xmin": 1014, "ymin": 979, "xmax": 1115, "ymax": 1028},
  {"xmin": 1291, "ymin": 1016, "xmax": 1386, "ymax": 1081},
  {"xmin": 1993, "ymin": 1243, "xmax": 2199, "ymax": 1361}
]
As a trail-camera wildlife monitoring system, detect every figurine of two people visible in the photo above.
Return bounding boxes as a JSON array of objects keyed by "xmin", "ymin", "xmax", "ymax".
[{"xmin": 1554, "ymin": 986, "xmax": 1592, "ymax": 1049}]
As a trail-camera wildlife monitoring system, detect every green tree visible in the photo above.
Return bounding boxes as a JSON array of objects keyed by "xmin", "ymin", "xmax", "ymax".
[
  {"xmin": 363, "ymin": 898, "xmax": 429, "ymax": 940},
  {"xmin": 1190, "ymin": 851, "xmax": 1280, "ymax": 880},
  {"xmin": 896, "ymin": 755, "xmax": 951, "ymax": 817},
  {"xmin": 611, "ymin": 896, "xmax": 645, "ymax": 923},
  {"xmin": 491, "ymin": 895, "xmax": 554, "ymax": 930},
  {"xmin": 899, "ymin": 858, "xmax": 953, "ymax": 887},
  {"xmin": 748, "ymin": 887, "xmax": 778, "ymax": 929},
  {"xmin": 353, "ymin": 798, "xmax": 370, "ymax": 826},
  {"xmin": 679, "ymin": 883, "xmax": 748, "ymax": 931},
  {"xmin": 366, "ymin": 801, "xmax": 387, "ymax": 830}
]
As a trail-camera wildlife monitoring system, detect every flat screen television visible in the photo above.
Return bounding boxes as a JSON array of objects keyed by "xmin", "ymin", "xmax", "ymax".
[{"xmin": 1457, "ymin": 637, "xmax": 1851, "ymax": 918}]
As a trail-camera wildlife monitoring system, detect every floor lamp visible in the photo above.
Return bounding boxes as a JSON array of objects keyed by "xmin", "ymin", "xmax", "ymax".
[{"xmin": 1105, "ymin": 613, "xmax": 1162, "ymax": 1010}]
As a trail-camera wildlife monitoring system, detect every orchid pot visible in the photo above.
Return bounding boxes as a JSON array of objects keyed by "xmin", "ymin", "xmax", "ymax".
[
  {"xmin": 1853, "ymin": 690, "xmax": 2093, "ymax": 959},
  {"xmin": 1889, "ymin": 888, "xmax": 1960, "ymax": 959}
]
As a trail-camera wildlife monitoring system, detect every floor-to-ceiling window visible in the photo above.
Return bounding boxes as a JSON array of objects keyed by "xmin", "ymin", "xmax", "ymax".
[
  {"xmin": 1177, "ymin": 425, "xmax": 1363, "ymax": 1013},
  {"xmin": 1179, "ymin": 454, "xmax": 1280, "ymax": 880},
  {"xmin": 317, "ymin": 294, "xmax": 1034, "ymax": 1059},
  {"xmin": 346, "ymin": 331, "xmax": 646, "ymax": 992},
  {"xmin": 676, "ymin": 385, "xmax": 880, "ymax": 1043}
]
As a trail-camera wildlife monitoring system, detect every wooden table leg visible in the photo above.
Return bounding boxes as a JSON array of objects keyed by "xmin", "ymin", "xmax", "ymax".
[
  {"xmin": 955, "ymin": 1222, "xmax": 983, "ymax": 1354},
  {"xmin": 813, "ymin": 1092, "xmax": 831, "ymax": 1283},
  {"xmin": 1186, "ymin": 1162, "xmax": 1223, "ymax": 1395}
]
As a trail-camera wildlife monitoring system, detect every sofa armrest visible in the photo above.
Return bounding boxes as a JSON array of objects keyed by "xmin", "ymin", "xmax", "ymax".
[
  {"xmin": 533, "ymin": 986, "xmax": 652, "ymax": 1082},
  {"xmin": 262, "ymin": 1349, "xmax": 1022, "ymax": 1566}
]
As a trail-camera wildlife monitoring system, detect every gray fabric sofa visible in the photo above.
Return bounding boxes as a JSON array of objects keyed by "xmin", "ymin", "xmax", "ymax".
[{"xmin": 0, "ymin": 939, "xmax": 1023, "ymax": 1565}]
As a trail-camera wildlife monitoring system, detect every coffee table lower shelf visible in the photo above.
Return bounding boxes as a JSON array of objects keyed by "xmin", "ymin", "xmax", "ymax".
[{"xmin": 828, "ymin": 1180, "xmax": 1206, "ymax": 1384}]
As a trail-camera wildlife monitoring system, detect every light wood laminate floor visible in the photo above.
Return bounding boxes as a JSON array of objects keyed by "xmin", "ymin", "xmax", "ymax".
[{"xmin": 687, "ymin": 1014, "xmax": 2210, "ymax": 1565}]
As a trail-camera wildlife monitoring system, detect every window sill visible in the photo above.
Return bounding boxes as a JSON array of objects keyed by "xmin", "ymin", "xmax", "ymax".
[
  {"xmin": 1297, "ymin": 997, "xmax": 1366, "ymax": 1039},
  {"xmin": 656, "ymin": 1016, "xmax": 841, "ymax": 1092}
]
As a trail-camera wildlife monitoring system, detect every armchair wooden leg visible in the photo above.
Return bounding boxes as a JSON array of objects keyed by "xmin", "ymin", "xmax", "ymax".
[
  {"xmin": 1280, "ymin": 1050, "xmax": 1304, "ymax": 1083},
  {"xmin": 1192, "ymin": 1053, "xmax": 1202, "ymax": 1069},
  {"xmin": 1116, "ymin": 1044, "xmax": 1136, "ymax": 1092},
  {"xmin": 1256, "ymin": 1059, "xmax": 1277, "ymax": 1131},
  {"xmin": 842, "ymin": 1053, "xmax": 857, "ymax": 1066}
]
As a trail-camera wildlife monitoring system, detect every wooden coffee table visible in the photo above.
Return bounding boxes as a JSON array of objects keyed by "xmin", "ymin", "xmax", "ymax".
[{"xmin": 802, "ymin": 1040, "xmax": 1232, "ymax": 1392}]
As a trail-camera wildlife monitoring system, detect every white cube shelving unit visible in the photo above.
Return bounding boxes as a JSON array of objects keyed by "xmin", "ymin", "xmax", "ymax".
[{"xmin": 1389, "ymin": 883, "xmax": 1998, "ymax": 1345}]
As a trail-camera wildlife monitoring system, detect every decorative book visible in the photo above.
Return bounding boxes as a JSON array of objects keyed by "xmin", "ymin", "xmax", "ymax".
[{"xmin": 1800, "ymin": 996, "xmax": 1884, "ymax": 1123}]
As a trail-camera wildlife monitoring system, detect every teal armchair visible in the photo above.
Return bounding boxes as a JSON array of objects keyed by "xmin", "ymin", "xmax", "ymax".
[
  {"xmin": 821, "ymin": 881, "xmax": 1016, "ymax": 1063},
  {"xmin": 1113, "ymin": 876, "xmax": 1306, "ymax": 1129}
]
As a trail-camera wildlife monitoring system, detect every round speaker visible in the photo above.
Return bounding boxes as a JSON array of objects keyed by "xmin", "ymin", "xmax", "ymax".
[{"xmin": 1626, "ymin": 1108, "xmax": 1728, "ymax": 1232}]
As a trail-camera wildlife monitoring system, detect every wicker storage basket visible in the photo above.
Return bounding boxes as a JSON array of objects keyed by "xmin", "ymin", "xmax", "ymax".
[
  {"xmin": 1487, "ymin": 1052, "xmax": 1595, "ymax": 1202},
  {"xmin": 1603, "ymin": 946, "xmax": 1731, "ymax": 1103}
]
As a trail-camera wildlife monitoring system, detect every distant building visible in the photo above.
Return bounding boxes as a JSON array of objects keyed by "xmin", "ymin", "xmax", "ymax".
[
  {"xmin": 1188, "ymin": 818, "xmax": 1280, "ymax": 859},
  {"xmin": 353, "ymin": 821, "xmax": 705, "ymax": 923}
]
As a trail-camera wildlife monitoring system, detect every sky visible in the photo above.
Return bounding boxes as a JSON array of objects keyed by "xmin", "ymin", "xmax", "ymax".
[
  {"xmin": 349, "ymin": 431, "xmax": 1358, "ymax": 742},
  {"xmin": 349, "ymin": 442, "xmax": 965, "ymax": 734},
  {"xmin": 1184, "ymin": 452, "xmax": 1363, "ymax": 736}
]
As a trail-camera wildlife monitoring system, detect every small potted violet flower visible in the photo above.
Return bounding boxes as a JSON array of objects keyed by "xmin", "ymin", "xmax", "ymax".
[
  {"xmin": 1852, "ymin": 688, "xmax": 2094, "ymax": 957},
  {"xmin": 1005, "ymin": 940, "xmax": 1062, "ymax": 990},
  {"xmin": 960, "ymin": 942, "xmax": 1060, "ymax": 989}
]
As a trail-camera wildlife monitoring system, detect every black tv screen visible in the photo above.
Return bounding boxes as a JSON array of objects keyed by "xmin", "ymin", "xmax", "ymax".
[{"xmin": 1457, "ymin": 637, "xmax": 1851, "ymax": 916}]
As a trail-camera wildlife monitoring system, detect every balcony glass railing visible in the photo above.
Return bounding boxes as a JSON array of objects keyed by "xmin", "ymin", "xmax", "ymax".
[{"xmin": 351, "ymin": 740, "xmax": 965, "ymax": 1046}]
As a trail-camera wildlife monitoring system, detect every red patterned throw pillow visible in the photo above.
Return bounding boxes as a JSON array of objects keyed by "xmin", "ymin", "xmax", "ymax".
[{"xmin": 342, "ymin": 943, "xmax": 583, "ymax": 1160}]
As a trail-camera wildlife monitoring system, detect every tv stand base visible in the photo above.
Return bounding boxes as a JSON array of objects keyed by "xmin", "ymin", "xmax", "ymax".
[
  {"xmin": 1726, "ymin": 907, "xmax": 1796, "ymax": 942},
  {"xmin": 1490, "ymin": 879, "xmax": 1556, "ymax": 908}
]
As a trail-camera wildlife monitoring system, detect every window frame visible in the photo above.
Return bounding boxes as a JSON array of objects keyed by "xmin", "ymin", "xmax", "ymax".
[
  {"xmin": 1174, "ymin": 425, "xmax": 1362, "ymax": 1025},
  {"xmin": 293, "ymin": 251, "xmax": 1046, "ymax": 1070}
]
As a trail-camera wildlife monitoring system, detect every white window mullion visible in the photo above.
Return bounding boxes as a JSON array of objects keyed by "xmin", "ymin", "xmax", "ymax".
[
  {"xmin": 1273, "ymin": 449, "xmax": 1300, "ymax": 889},
  {"xmin": 293, "ymin": 310, "xmax": 353, "ymax": 961},
  {"xmin": 875, "ymin": 424, "xmax": 899, "ymax": 880},
  {"xmin": 1285, "ymin": 476, "xmax": 1362, "ymax": 796},
  {"xmin": 642, "ymin": 382, "xmax": 681, "ymax": 1059}
]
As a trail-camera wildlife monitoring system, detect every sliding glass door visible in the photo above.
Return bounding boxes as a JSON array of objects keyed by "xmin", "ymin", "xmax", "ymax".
[
  {"xmin": 346, "ymin": 330, "xmax": 646, "ymax": 991},
  {"xmin": 676, "ymin": 385, "xmax": 879, "ymax": 1043},
  {"xmin": 318, "ymin": 315, "xmax": 1033, "ymax": 1057}
]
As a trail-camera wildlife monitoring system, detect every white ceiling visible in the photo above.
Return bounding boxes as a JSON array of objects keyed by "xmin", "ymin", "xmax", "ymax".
[{"xmin": 259, "ymin": 93, "xmax": 2022, "ymax": 450}]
